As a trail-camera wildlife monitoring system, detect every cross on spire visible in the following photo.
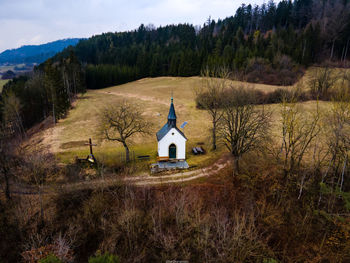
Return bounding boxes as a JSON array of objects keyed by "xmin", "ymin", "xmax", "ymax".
[{"xmin": 167, "ymin": 97, "xmax": 176, "ymax": 127}]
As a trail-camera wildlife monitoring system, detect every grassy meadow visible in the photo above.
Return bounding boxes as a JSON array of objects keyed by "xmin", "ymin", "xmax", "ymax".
[
  {"xmin": 31, "ymin": 69, "xmax": 348, "ymax": 169},
  {"xmin": 42, "ymin": 77, "xmax": 232, "ymax": 167}
]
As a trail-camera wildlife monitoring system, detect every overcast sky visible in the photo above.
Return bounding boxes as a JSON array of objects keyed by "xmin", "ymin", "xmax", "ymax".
[{"xmin": 0, "ymin": 0, "xmax": 267, "ymax": 53}]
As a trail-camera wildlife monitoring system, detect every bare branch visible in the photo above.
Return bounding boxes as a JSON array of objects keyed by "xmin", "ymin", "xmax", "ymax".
[{"xmin": 99, "ymin": 100, "xmax": 152, "ymax": 162}]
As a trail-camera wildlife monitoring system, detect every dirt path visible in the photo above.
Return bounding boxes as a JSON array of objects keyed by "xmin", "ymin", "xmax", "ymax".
[
  {"xmin": 3, "ymin": 155, "xmax": 231, "ymax": 195},
  {"xmin": 98, "ymin": 90, "xmax": 170, "ymax": 106},
  {"xmin": 56, "ymin": 154, "xmax": 230, "ymax": 192},
  {"xmin": 125, "ymin": 157, "xmax": 229, "ymax": 186}
]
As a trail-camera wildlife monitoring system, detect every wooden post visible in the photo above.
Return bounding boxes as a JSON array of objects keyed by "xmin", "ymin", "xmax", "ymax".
[
  {"xmin": 85, "ymin": 138, "xmax": 97, "ymax": 155},
  {"xmin": 85, "ymin": 138, "xmax": 97, "ymax": 164},
  {"xmin": 89, "ymin": 138, "xmax": 93, "ymax": 155}
]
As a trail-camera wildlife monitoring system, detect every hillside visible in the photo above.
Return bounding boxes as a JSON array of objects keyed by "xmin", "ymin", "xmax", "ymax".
[
  {"xmin": 0, "ymin": 38, "xmax": 81, "ymax": 64},
  {"xmin": 29, "ymin": 72, "xmax": 315, "ymax": 166},
  {"xmin": 5, "ymin": 70, "xmax": 350, "ymax": 262}
]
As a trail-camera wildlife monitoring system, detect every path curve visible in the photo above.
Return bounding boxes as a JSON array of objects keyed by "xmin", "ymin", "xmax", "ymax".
[
  {"xmin": 98, "ymin": 90, "xmax": 169, "ymax": 106},
  {"xmin": 3, "ymin": 155, "xmax": 231, "ymax": 195},
  {"xmin": 125, "ymin": 157, "xmax": 229, "ymax": 186}
]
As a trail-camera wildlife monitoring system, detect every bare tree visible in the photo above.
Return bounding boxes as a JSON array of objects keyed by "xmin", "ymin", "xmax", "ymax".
[
  {"xmin": 1, "ymin": 91, "xmax": 25, "ymax": 137},
  {"xmin": 24, "ymin": 151, "xmax": 55, "ymax": 226},
  {"xmin": 318, "ymin": 90, "xmax": 350, "ymax": 208},
  {"xmin": 195, "ymin": 67, "xmax": 228, "ymax": 151},
  {"xmin": 308, "ymin": 66, "xmax": 338, "ymax": 99},
  {"xmin": 280, "ymin": 98, "xmax": 321, "ymax": 179},
  {"xmin": 219, "ymin": 85, "xmax": 271, "ymax": 173},
  {"xmin": 0, "ymin": 122, "xmax": 23, "ymax": 201},
  {"xmin": 100, "ymin": 101, "xmax": 152, "ymax": 162},
  {"xmin": 0, "ymin": 127, "xmax": 14, "ymax": 201}
]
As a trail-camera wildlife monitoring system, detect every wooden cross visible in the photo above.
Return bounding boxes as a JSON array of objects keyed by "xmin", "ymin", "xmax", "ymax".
[{"xmin": 85, "ymin": 138, "xmax": 97, "ymax": 155}]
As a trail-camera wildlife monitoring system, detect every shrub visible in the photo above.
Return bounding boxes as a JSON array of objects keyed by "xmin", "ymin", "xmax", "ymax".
[
  {"xmin": 38, "ymin": 254, "xmax": 62, "ymax": 263},
  {"xmin": 308, "ymin": 66, "xmax": 339, "ymax": 100},
  {"xmin": 89, "ymin": 253, "xmax": 120, "ymax": 263},
  {"xmin": 244, "ymin": 56, "xmax": 303, "ymax": 86}
]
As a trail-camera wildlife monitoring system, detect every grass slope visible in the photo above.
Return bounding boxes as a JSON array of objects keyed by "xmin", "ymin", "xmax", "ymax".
[{"xmin": 30, "ymin": 74, "xmax": 332, "ymax": 167}]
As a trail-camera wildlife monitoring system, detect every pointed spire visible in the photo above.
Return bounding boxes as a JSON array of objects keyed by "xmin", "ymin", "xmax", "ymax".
[{"xmin": 167, "ymin": 97, "xmax": 176, "ymax": 127}]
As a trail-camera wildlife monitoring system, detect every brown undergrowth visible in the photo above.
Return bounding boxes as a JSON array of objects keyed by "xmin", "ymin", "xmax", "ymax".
[{"xmin": 1, "ymin": 151, "xmax": 350, "ymax": 262}]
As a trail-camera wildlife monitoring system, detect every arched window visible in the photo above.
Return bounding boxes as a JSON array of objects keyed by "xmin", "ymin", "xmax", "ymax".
[{"xmin": 169, "ymin": 144, "xmax": 176, "ymax": 159}]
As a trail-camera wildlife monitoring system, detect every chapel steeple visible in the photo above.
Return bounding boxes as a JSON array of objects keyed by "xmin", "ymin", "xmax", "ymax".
[{"xmin": 167, "ymin": 97, "xmax": 176, "ymax": 127}]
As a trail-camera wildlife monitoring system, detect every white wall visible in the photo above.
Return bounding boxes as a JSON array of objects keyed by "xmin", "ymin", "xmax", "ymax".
[{"xmin": 158, "ymin": 128, "xmax": 187, "ymax": 160}]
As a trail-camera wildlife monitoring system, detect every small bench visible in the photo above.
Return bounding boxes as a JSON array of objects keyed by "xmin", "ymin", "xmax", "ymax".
[
  {"xmin": 192, "ymin": 146, "xmax": 205, "ymax": 155},
  {"xmin": 75, "ymin": 154, "xmax": 96, "ymax": 165},
  {"xmin": 137, "ymin": 155, "xmax": 150, "ymax": 160},
  {"xmin": 157, "ymin": 156, "xmax": 169, "ymax": 162}
]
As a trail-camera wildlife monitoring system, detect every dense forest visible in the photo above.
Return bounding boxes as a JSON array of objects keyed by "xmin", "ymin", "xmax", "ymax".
[
  {"xmin": 1, "ymin": 0, "xmax": 350, "ymax": 135},
  {"xmin": 57, "ymin": 0, "xmax": 350, "ymax": 88},
  {"xmin": 0, "ymin": 52, "xmax": 85, "ymax": 132}
]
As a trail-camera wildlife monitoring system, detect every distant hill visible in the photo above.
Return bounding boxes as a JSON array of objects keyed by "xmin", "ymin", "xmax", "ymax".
[{"xmin": 0, "ymin": 38, "xmax": 82, "ymax": 64}]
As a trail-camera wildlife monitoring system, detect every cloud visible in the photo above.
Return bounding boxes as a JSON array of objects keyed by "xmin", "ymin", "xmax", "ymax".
[{"xmin": 0, "ymin": 0, "xmax": 266, "ymax": 52}]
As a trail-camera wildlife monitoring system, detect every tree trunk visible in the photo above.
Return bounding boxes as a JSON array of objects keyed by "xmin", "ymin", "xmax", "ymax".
[
  {"xmin": 234, "ymin": 156, "xmax": 240, "ymax": 174},
  {"xmin": 302, "ymin": 39, "xmax": 307, "ymax": 62},
  {"xmin": 39, "ymin": 184, "xmax": 44, "ymax": 226},
  {"xmin": 212, "ymin": 121, "xmax": 217, "ymax": 151},
  {"xmin": 344, "ymin": 38, "xmax": 349, "ymax": 65},
  {"xmin": 330, "ymin": 39, "xmax": 335, "ymax": 60},
  {"xmin": 4, "ymin": 168, "xmax": 11, "ymax": 201},
  {"xmin": 52, "ymin": 102, "xmax": 56, "ymax": 125},
  {"xmin": 341, "ymin": 45, "xmax": 345, "ymax": 63},
  {"xmin": 14, "ymin": 109, "xmax": 26, "ymax": 139},
  {"xmin": 123, "ymin": 142, "xmax": 130, "ymax": 162},
  {"xmin": 340, "ymin": 155, "xmax": 347, "ymax": 192},
  {"xmin": 298, "ymin": 173, "xmax": 306, "ymax": 200}
]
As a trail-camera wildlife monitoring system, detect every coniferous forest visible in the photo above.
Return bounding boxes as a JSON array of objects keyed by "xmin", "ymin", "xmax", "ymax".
[
  {"xmin": 1, "ymin": 0, "xmax": 350, "ymax": 131},
  {"xmin": 60, "ymin": 0, "xmax": 350, "ymax": 88}
]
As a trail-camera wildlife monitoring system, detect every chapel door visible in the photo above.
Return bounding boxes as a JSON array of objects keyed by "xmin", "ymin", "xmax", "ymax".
[{"xmin": 169, "ymin": 144, "xmax": 176, "ymax": 159}]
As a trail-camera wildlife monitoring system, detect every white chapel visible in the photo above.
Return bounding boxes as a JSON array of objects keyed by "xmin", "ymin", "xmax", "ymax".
[{"xmin": 156, "ymin": 97, "xmax": 188, "ymax": 168}]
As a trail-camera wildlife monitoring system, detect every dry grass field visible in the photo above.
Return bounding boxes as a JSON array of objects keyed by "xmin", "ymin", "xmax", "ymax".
[{"xmin": 29, "ymin": 69, "xmax": 348, "ymax": 168}]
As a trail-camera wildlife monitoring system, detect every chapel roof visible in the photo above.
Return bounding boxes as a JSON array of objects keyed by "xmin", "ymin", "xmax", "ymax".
[
  {"xmin": 156, "ymin": 123, "xmax": 186, "ymax": 141},
  {"xmin": 156, "ymin": 97, "xmax": 186, "ymax": 141},
  {"xmin": 168, "ymin": 97, "xmax": 176, "ymax": 120}
]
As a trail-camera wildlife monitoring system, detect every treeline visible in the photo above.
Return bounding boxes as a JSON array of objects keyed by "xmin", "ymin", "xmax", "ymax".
[
  {"xmin": 85, "ymin": 64, "xmax": 138, "ymax": 89},
  {"xmin": 53, "ymin": 0, "xmax": 350, "ymax": 88},
  {"xmin": 0, "ymin": 52, "xmax": 85, "ymax": 133},
  {"xmin": 197, "ymin": 67, "xmax": 350, "ymax": 110},
  {"xmin": 1, "ymin": 0, "xmax": 350, "ymax": 131}
]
